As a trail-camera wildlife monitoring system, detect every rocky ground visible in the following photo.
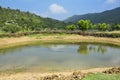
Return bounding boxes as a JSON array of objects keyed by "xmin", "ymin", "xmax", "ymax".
[
  {"xmin": 41, "ymin": 67, "xmax": 120, "ymax": 80},
  {"xmin": 103, "ymin": 67, "xmax": 120, "ymax": 74},
  {"xmin": 41, "ymin": 71, "xmax": 85, "ymax": 80}
]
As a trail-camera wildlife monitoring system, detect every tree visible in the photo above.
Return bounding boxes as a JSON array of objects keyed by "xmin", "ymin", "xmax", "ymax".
[
  {"xmin": 115, "ymin": 24, "xmax": 120, "ymax": 30},
  {"xmin": 78, "ymin": 20, "xmax": 90, "ymax": 31},
  {"xmin": 66, "ymin": 24, "xmax": 76, "ymax": 30},
  {"xmin": 89, "ymin": 24, "xmax": 97, "ymax": 30},
  {"xmin": 97, "ymin": 23, "xmax": 108, "ymax": 31}
]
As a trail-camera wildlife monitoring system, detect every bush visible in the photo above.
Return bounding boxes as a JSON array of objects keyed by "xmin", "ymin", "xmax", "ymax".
[
  {"xmin": 2, "ymin": 24, "xmax": 20, "ymax": 33},
  {"xmin": 66, "ymin": 24, "xmax": 76, "ymax": 30}
]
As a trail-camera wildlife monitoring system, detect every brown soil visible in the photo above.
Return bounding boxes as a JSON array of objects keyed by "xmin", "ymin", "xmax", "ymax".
[{"xmin": 0, "ymin": 67, "xmax": 118, "ymax": 80}]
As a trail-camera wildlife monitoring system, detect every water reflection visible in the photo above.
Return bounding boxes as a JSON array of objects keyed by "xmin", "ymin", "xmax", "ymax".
[
  {"xmin": 77, "ymin": 44, "xmax": 107, "ymax": 54},
  {"xmin": 0, "ymin": 43, "xmax": 119, "ymax": 55},
  {"xmin": 0, "ymin": 43, "xmax": 120, "ymax": 72},
  {"xmin": 97, "ymin": 45, "xmax": 107, "ymax": 54},
  {"xmin": 0, "ymin": 47, "xmax": 23, "ymax": 55},
  {"xmin": 49, "ymin": 45, "xmax": 65, "ymax": 51},
  {"xmin": 78, "ymin": 44, "xmax": 88, "ymax": 54}
]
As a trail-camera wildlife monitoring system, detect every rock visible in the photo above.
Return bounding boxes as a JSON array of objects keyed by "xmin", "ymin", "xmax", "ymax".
[
  {"xmin": 42, "ymin": 76, "xmax": 52, "ymax": 80},
  {"xmin": 72, "ymin": 71, "xmax": 85, "ymax": 80},
  {"xmin": 103, "ymin": 67, "xmax": 120, "ymax": 74},
  {"xmin": 41, "ymin": 71, "xmax": 86, "ymax": 80}
]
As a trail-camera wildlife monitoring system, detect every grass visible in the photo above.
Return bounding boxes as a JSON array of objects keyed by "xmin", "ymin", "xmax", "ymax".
[
  {"xmin": 28, "ymin": 33, "xmax": 67, "ymax": 39},
  {"xmin": 0, "ymin": 31, "xmax": 5, "ymax": 34},
  {"xmin": 82, "ymin": 73, "xmax": 120, "ymax": 80},
  {"xmin": 0, "ymin": 30, "xmax": 120, "ymax": 38},
  {"xmin": 28, "ymin": 33, "xmax": 66, "ymax": 37}
]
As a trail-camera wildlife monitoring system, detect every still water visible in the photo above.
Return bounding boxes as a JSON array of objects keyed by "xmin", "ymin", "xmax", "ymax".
[{"xmin": 0, "ymin": 43, "xmax": 120, "ymax": 72}]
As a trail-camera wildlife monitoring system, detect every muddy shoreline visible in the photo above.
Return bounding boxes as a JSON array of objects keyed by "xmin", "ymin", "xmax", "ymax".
[
  {"xmin": 0, "ymin": 35, "xmax": 120, "ymax": 50},
  {"xmin": 0, "ymin": 35, "xmax": 120, "ymax": 80},
  {"xmin": 0, "ymin": 67, "xmax": 120, "ymax": 80}
]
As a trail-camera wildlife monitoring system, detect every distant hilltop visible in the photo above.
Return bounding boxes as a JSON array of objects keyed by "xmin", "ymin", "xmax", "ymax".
[{"xmin": 64, "ymin": 7, "xmax": 120, "ymax": 24}]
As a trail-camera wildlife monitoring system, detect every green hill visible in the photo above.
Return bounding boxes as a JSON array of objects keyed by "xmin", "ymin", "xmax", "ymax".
[
  {"xmin": 0, "ymin": 7, "xmax": 66, "ymax": 33},
  {"xmin": 64, "ymin": 7, "xmax": 120, "ymax": 24}
]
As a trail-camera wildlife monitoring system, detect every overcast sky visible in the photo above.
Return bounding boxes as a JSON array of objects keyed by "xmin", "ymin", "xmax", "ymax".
[{"xmin": 0, "ymin": 0, "xmax": 120, "ymax": 20}]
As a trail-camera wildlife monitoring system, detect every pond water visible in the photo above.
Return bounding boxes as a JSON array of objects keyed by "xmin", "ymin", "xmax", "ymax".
[{"xmin": 0, "ymin": 43, "xmax": 120, "ymax": 72}]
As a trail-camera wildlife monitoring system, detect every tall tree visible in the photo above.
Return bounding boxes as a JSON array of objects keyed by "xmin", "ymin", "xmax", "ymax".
[{"xmin": 78, "ymin": 20, "xmax": 90, "ymax": 31}]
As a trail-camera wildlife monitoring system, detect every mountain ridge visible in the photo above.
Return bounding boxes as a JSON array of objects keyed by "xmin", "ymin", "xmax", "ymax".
[{"xmin": 64, "ymin": 7, "xmax": 120, "ymax": 24}]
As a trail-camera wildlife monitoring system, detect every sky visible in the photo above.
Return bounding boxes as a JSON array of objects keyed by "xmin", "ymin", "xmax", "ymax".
[{"xmin": 0, "ymin": 0, "xmax": 120, "ymax": 20}]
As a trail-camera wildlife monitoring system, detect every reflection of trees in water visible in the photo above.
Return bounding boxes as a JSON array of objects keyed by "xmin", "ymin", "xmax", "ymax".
[
  {"xmin": 77, "ymin": 44, "xmax": 88, "ymax": 54},
  {"xmin": 97, "ymin": 45, "xmax": 107, "ymax": 54},
  {"xmin": 77, "ymin": 44, "xmax": 107, "ymax": 54},
  {"xmin": 0, "ymin": 47, "xmax": 23, "ymax": 55}
]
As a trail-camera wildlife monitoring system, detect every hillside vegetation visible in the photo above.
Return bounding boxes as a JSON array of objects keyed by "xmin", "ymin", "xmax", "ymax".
[
  {"xmin": 0, "ymin": 7, "xmax": 66, "ymax": 33},
  {"xmin": 64, "ymin": 7, "xmax": 120, "ymax": 24},
  {"xmin": 0, "ymin": 6, "xmax": 120, "ymax": 34}
]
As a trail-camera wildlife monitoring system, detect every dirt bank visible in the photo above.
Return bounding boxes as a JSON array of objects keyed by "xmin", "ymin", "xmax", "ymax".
[
  {"xmin": 0, "ymin": 67, "xmax": 120, "ymax": 80},
  {"xmin": 0, "ymin": 34, "xmax": 120, "ymax": 49},
  {"xmin": 0, "ymin": 34, "xmax": 120, "ymax": 80}
]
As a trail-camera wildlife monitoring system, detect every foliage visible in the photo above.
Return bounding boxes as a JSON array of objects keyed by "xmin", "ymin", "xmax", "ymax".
[
  {"xmin": 2, "ymin": 23, "xmax": 20, "ymax": 33},
  {"xmin": 0, "ymin": 30, "xmax": 119, "ymax": 38},
  {"xmin": 115, "ymin": 24, "xmax": 120, "ymax": 30},
  {"xmin": 78, "ymin": 20, "xmax": 90, "ymax": 31},
  {"xmin": 0, "ymin": 6, "xmax": 66, "ymax": 33},
  {"xmin": 0, "ymin": 6, "xmax": 120, "ymax": 33},
  {"xmin": 97, "ymin": 23, "xmax": 108, "ymax": 31},
  {"xmin": 66, "ymin": 24, "xmax": 76, "ymax": 30},
  {"xmin": 66, "ymin": 19, "xmax": 120, "ymax": 31}
]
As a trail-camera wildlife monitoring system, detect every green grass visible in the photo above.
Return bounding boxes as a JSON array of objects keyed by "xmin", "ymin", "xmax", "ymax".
[
  {"xmin": 28, "ymin": 33, "xmax": 67, "ymax": 37},
  {"xmin": 82, "ymin": 73, "xmax": 120, "ymax": 80},
  {"xmin": 28, "ymin": 33, "xmax": 68, "ymax": 39},
  {"xmin": 0, "ymin": 30, "xmax": 5, "ymax": 34}
]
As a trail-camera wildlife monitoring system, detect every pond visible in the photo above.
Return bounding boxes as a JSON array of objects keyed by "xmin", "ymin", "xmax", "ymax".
[{"xmin": 0, "ymin": 43, "xmax": 120, "ymax": 72}]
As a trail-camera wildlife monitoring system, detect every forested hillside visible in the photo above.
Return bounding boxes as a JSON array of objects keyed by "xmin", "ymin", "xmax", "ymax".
[
  {"xmin": 64, "ymin": 7, "xmax": 120, "ymax": 24},
  {"xmin": 0, "ymin": 7, "xmax": 66, "ymax": 33}
]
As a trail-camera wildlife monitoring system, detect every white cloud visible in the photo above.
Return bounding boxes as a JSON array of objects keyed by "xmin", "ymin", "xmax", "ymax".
[
  {"xmin": 49, "ymin": 3, "xmax": 67, "ymax": 14},
  {"xmin": 106, "ymin": 0, "xmax": 116, "ymax": 3}
]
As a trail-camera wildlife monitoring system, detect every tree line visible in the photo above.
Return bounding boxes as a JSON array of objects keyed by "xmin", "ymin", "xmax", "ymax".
[{"xmin": 66, "ymin": 19, "xmax": 120, "ymax": 31}]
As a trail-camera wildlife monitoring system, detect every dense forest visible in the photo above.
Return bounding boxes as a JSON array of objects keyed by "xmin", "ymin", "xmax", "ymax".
[
  {"xmin": 0, "ymin": 6, "xmax": 66, "ymax": 33},
  {"xmin": 64, "ymin": 7, "xmax": 120, "ymax": 24}
]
